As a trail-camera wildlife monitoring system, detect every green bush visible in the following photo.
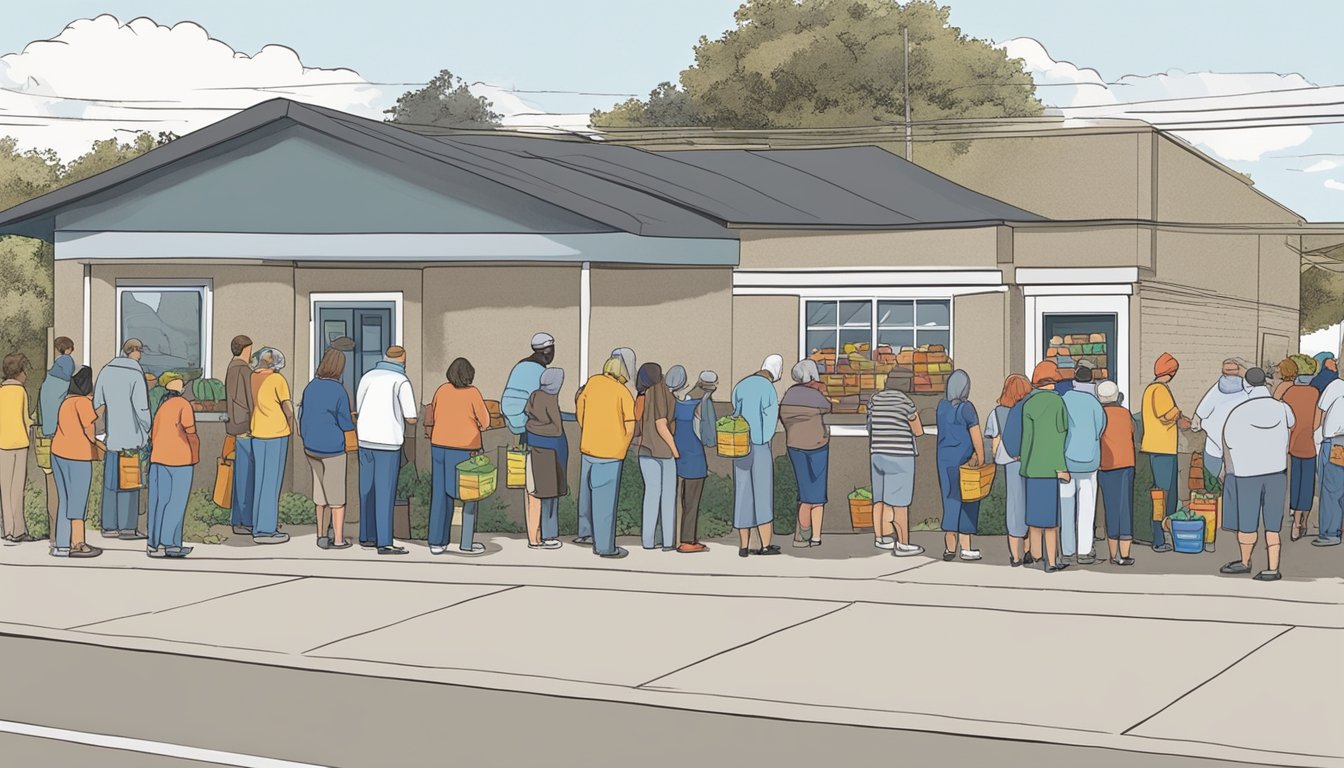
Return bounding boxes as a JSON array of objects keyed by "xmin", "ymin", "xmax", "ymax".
[
  {"xmin": 476, "ymin": 495, "xmax": 524, "ymax": 534},
  {"xmin": 771, "ymin": 455, "xmax": 797, "ymax": 537},
  {"xmin": 556, "ymin": 494, "xmax": 580, "ymax": 536},
  {"xmin": 1133, "ymin": 454, "xmax": 1156, "ymax": 544},
  {"xmin": 277, "ymin": 492, "xmax": 316, "ymax": 526},
  {"xmin": 697, "ymin": 473, "xmax": 736, "ymax": 539},
  {"xmin": 977, "ymin": 471, "xmax": 1008, "ymax": 536},
  {"xmin": 183, "ymin": 489, "xmax": 228, "ymax": 544},
  {"xmin": 24, "ymin": 479, "xmax": 47, "ymax": 538}
]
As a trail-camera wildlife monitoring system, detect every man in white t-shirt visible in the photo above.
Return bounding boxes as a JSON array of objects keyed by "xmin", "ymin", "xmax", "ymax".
[
  {"xmin": 1315, "ymin": 373, "xmax": 1344, "ymax": 547},
  {"xmin": 1218, "ymin": 369, "xmax": 1293, "ymax": 581},
  {"xmin": 355, "ymin": 346, "xmax": 418, "ymax": 555}
]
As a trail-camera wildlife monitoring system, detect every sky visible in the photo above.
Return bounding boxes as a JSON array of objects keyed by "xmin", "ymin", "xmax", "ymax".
[{"xmin": 1, "ymin": 1, "xmax": 1342, "ymax": 219}]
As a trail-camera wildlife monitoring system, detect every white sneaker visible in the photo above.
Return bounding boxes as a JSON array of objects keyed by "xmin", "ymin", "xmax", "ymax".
[
  {"xmin": 542, "ymin": 538, "xmax": 562, "ymax": 547},
  {"xmin": 874, "ymin": 537, "xmax": 895, "ymax": 551},
  {"xmin": 429, "ymin": 546, "xmax": 448, "ymax": 555},
  {"xmin": 893, "ymin": 543, "xmax": 925, "ymax": 557},
  {"xmin": 959, "ymin": 549, "xmax": 982, "ymax": 561}
]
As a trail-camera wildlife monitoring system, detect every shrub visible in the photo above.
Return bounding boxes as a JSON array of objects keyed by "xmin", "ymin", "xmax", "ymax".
[
  {"xmin": 476, "ymin": 494, "xmax": 524, "ymax": 534},
  {"xmin": 24, "ymin": 479, "xmax": 47, "ymax": 538},
  {"xmin": 183, "ymin": 489, "xmax": 228, "ymax": 544},
  {"xmin": 86, "ymin": 459, "xmax": 103, "ymax": 531},
  {"xmin": 1132, "ymin": 455, "xmax": 1155, "ymax": 544},
  {"xmin": 771, "ymin": 455, "xmax": 797, "ymax": 537},
  {"xmin": 977, "ymin": 472, "xmax": 1008, "ymax": 536},
  {"xmin": 277, "ymin": 492, "xmax": 316, "ymax": 526},
  {"xmin": 697, "ymin": 473, "xmax": 736, "ymax": 539}
]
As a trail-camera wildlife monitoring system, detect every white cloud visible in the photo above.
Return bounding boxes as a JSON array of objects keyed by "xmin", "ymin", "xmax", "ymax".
[
  {"xmin": 1303, "ymin": 159, "xmax": 1340, "ymax": 173},
  {"xmin": 0, "ymin": 15, "xmax": 593, "ymax": 158},
  {"xmin": 1326, "ymin": 179, "xmax": 1344, "ymax": 191},
  {"xmin": 1000, "ymin": 37, "xmax": 1331, "ymax": 162}
]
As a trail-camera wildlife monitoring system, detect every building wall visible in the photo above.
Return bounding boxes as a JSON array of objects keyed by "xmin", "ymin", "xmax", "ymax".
[
  {"xmin": 731, "ymin": 295, "xmax": 798, "ymax": 387},
  {"xmin": 588, "ymin": 266, "xmax": 733, "ymax": 386},
  {"xmin": 1012, "ymin": 226, "xmax": 1152, "ymax": 270},
  {"xmin": 1155, "ymin": 136, "xmax": 1301, "ymax": 224},
  {"xmin": 738, "ymin": 227, "xmax": 999, "ymax": 270},
  {"xmin": 952, "ymin": 291, "xmax": 1009, "ymax": 420}
]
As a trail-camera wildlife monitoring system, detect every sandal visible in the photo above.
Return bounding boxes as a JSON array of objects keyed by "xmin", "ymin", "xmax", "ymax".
[{"xmin": 69, "ymin": 543, "xmax": 103, "ymax": 558}]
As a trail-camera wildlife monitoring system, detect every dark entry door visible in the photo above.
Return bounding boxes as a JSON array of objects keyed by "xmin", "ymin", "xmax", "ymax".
[{"xmin": 315, "ymin": 303, "xmax": 395, "ymax": 397}]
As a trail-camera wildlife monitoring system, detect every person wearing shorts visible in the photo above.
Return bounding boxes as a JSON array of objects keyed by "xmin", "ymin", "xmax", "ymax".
[
  {"xmin": 1218, "ymin": 368, "xmax": 1292, "ymax": 581},
  {"xmin": 299, "ymin": 348, "xmax": 355, "ymax": 549},
  {"xmin": 1020, "ymin": 361, "xmax": 1071, "ymax": 573},
  {"xmin": 867, "ymin": 370, "xmax": 924, "ymax": 557}
]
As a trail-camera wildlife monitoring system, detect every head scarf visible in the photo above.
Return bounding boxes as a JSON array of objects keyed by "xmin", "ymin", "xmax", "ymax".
[
  {"xmin": 539, "ymin": 367, "xmax": 564, "ymax": 396},
  {"xmin": 611, "ymin": 348, "xmax": 636, "ymax": 386},
  {"xmin": 158, "ymin": 371, "xmax": 184, "ymax": 388},
  {"xmin": 67, "ymin": 366, "xmax": 94, "ymax": 398},
  {"xmin": 251, "ymin": 347, "xmax": 286, "ymax": 372},
  {"xmin": 761, "ymin": 354, "xmax": 784, "ymax": 382},
  {"xmin": 791, "ymin": 359, "xmax": 820, "ymax": 385},
  {"xmin": 945, "ymin": 369, "xmax": 971, "ymax": 404},
  {"xmin": 636, "ymin": 362, "xmax": 663, "ymax": 395},
  {"xmin": 1153, "ymin": 352, "xmax": 1179, "ymax": 378},
  {"xmin": 602, "ymin": 355, "xmax": 629, "ymax": 383},
  {"xmin": 1096, "ymin": 380, "xmax": 1120, "ymax": 404},
  {"xmin": 1032, "ymin": 360, "xmax": 1061, "ymax": 388},
  {"xmin": 664, "ymin": 365, "xmax": 688, "ymax": 393},
  {"xmin": 530, "ymin": 332, "xmax": 555, "ymax": 350},
  {"xmin": 49, "ymin": 354, "xmax": 76, "ymax": 382},
  {"xmin": 1315, "ymin": 351, "xmax": 1336, "ymax": 367}
]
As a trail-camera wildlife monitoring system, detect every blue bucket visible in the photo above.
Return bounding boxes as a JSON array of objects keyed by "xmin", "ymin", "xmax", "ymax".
[{"xmin": 1171, "ymin": 518, "xmax": 1206, "ymax": 554}]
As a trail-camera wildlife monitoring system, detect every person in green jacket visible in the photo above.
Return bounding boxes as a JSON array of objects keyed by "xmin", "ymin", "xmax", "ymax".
[{"xmin": 1022, "ymin": 360, "xmax": 1071, "ymax": 573}]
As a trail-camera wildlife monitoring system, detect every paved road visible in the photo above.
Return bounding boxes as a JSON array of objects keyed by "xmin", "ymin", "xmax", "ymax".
[{"xmin": 2, "ymin": 636, "xmax": 1272, "ymax": 768}]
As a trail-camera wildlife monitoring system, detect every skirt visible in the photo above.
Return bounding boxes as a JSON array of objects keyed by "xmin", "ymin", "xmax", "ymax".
[
  {"xmin": 787, "ymin": 445, "xmax": 829, "ymax": 505},
  {"xmin": 1024, "ymin": 476, "xmax": 1061, "ymax": 528}
]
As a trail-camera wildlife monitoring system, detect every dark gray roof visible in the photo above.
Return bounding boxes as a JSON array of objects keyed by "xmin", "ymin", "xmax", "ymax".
[{"xmin": 0, "ymin": 98, "xmax": 1043, "ymax": 243}]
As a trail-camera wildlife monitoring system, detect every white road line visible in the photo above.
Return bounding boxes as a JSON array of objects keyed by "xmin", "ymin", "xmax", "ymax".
[{"xmin": 0, "ymin": 719, "xmax": 329, "ymax": 768}]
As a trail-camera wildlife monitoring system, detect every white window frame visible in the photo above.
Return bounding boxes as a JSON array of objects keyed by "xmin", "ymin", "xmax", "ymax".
[
  {"xmin": 799, "ymin": 297, "xmax": 954, "ymax": 364},
  {"xmin": 115, "ymin": 280, "xmax": 213, "ymax": 379},
  {"xmin": 307, "ymin": 291, "xmax": 403, "ymax": 384}
]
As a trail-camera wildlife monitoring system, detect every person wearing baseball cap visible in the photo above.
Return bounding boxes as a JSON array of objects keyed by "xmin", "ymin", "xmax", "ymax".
[
  {"xmin": 501, "ymin": 332, "xmax": 558, "ymax": 542},
  {"xmin": 1141, "ymin": 353, "xmax": 1190, "ymax": 553}
]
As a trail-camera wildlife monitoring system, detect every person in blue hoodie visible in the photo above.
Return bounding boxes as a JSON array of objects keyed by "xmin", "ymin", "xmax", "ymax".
[
  {"xmin": 731, "ymin": 354, "xmax": 783, "ymax": 558},
  {"xmin": 1060, "ymin": 365, "xmax": 1106, "ymax": 564},
  {"xmin": 93, "ymin": 339, "xmax": 152, "ymax": 540},
  {"xmin": 38, "ymin": 337, "xmax": 76, "ymax": 541}
]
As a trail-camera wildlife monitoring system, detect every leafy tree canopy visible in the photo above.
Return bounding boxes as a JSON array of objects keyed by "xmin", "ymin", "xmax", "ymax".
[
  {"xmin": 593, "ymin": 0, "xmax": 1042, "ymax": 129},
  {"xmin": 384, "ymin": 69, "xmax": 502, "ymax": 128}
]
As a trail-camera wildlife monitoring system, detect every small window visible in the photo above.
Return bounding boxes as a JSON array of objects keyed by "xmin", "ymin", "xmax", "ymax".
[
  {"xmin": 117, "ymin": 285, "xmax": 210, "ymax": 379},
  {"xmin": 804, "ymin": 300, "xmax": 874, "ymax": 371},
  {"xmin": 879, "ymin": 299, "xmax": 950, "ymax": 350},
  {"xmin": 803, "ymin": 298, "xmax": 952, "ymax": 375}
]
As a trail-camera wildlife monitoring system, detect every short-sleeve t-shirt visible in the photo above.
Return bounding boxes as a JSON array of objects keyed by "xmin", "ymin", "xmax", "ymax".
[
  {"xmin": 250, "ymin": 372, "xmax": 292, "ymax": 439},
  {"xmin": 1100, "ymin": 404, "xmax": 1137, "ymax": 470},
  {"xmin": 868, "ymin": 389, "xmax": 918, "ymax": 456},
  {"xmin": 1141, "ymin": 382, "xmax": 1178, "ymax": 455},
  {"xmin": 1281, "ymin": 384, "xmax": 1320, "ymax": 459},
  {"xmin": 52, "ymin": 396, "xmax": 98, "ymax": 461},
  {"xmin": 150, "ymin": 396, "xmax": 198, "ymax": 467},
  {"xmin": 1319, "ymin": 379, "xmax": 1344, "ymax": 440},
  {"xmin": 984, "ymin": 406, "xmax": 1013, "ymax": 465},
  {"xmin": 638, "ymin": 384, "xmax": 676, "ymax": 459},
  {"xmin": 935, "ymin": 399, "xmax": 978, "ymax": 465}
]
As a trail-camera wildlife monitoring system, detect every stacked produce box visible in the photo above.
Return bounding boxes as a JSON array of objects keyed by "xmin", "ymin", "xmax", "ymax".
[
  {"xmin": 1043, "ymin": 333, "xmax": 1109, "ymax": 381},
  {"xmin": 907, "ymin": 345, "xmax": 953, "ymax": 394},
  {"xmin": 811, "ymin": 342, "xmax": 954, "ymax": 411}
]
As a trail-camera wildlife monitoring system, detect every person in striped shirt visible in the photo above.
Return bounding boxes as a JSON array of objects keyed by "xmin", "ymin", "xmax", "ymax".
[{"xmin": 868, "ymin": 369, "xmax": 925, "ymax": 557}]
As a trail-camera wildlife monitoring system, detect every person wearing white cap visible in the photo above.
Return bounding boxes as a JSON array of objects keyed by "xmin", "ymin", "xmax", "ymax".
[
  {"xmin": 501, "ymin": 332, "xmax": 556, "ymax": 537},
  {"xmin": 731, "ymin": 354, "xmax": 784, "ymax": 557}
]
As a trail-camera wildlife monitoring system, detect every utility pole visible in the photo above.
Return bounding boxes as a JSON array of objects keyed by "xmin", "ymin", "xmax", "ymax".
[{"xmin": 903, "ymin": 26, "xmax": 912, "ymax": 161}]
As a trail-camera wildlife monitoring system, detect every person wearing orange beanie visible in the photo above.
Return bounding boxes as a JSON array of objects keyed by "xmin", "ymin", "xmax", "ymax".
[{"xmin": 1141, "ymin": 353, "xmax": 1191, "ymax": 552}]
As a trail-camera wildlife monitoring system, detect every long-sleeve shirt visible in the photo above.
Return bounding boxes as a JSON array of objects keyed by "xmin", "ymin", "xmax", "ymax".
[
  {"xmin": 1194, "ymin": 377, "xmax": 1251, "ymax": 458},
  {"xmin": 224, "ymin": 357, "xmax": 254, "ymax": 437},
  {"xmin": 576, "ymin": 374, "xmax": 635, "ymax": 460},
  {"xmin": 525, "ymin": 390, "xmax": 565, "ymax": 438},
  {"xmin": 1061, "ymin": 389, "xmax": 1106, "ymax": 473},
  {"xmin": 93, "ymin": 356, "xmax": 151, "ymax": 452},
  {"xmin": 500, "ymin": 360, "xmax": 544, "ymax": 435},
  {"xmin": 38, "ymin": 355, "xmax": 75, "ymax": 438},
  {"xmin": 299, "ymin": 377, "xmax": 355, "ymax": 457},
  {"xmin": 0, "ymin": 379, "xmax": 32, "ymax": 451},
  {"xmin": 779, "ymin": 384, "xmax": 832, "ymax": 450},
  {"xmin": 732, "ymin": 373, "xmax": 779, "ymax": 447},
  {"xmin": 1020, "ymin": 389, "xmax": 1068, "ymax": 478}
]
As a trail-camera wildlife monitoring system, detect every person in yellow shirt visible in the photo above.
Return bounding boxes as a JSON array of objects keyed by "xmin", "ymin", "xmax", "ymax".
[
  {"xmin": 575, "ymin": 350, "xmax": 636, "ymax": 558},
  {"xmin": 0, "ymin": 353, "xmax": 35, "ymax": 542},
  {"xmin": 249, "ymin": 347, "xmax": 294, "ymax": 545},
  {"xmin": 1141, "ymin": 352, "xmax": 1191, "ymax": 553}
]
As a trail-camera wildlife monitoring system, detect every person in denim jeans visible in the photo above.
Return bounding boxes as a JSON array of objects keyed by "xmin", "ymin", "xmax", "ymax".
[
  {"xmin": 356, "ymin": 346, "xmax": 418, "ymax": 556},
  {"xmin": 575, "ymin": 353, "xmax": 636, "ymax": 559},
  {"xmin": 1140, "ymin": 353, "xmax": 1190, "ymax": 552},
  {"xmin": 424, "ymin": 358, "xmax": 489, "ymax": 556},
  {"xmin": 636, "ymin": 363, "xmax": 679, "ymax": 551},
  {"xmin": 1315, "ymin": 372, "xmax": 1344, "ymax": 547},
  {"xmin": 248, "ymin": 348, "xmax": 294, "ymax": 545}
]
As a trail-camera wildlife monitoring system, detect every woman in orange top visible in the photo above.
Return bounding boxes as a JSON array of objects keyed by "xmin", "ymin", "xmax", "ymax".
[
  {"xmin": 147, "ymin": 372, "xmax": 199, "ymax": 558},
  {"xmin": 424, "ymin": 358, "xmax": 490, "ymax": 556},
  {"xmin": 51, "ymin": 366, "xmax": 104, "ymax": 558}
]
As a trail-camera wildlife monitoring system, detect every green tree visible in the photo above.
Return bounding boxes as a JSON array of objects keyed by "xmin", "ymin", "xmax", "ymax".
[
  {"xmin": 384, "ymin": 69, "xmax": 502, "ymax": 129},
  {"xmin": 1301, "ymin": 265, "xmax": 1344, "ymax": 335},
  {"xmin": 592, "ymin": 0, "xmax": 1042, "ymax": 130}
]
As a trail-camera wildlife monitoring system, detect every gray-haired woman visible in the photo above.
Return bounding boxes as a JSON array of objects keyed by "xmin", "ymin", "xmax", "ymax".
[
  {"xmin": 525, "ymin": 367, "xmax": 569, "ymax": 550},
  {"xmin": 935, "ymin": 369, "xmax": 985, "ymax": 561},
  {"xmin": 249, "ymin": 347, "xmax": 294, "ymax": 545},
  {"xmin": 780, "ymin": 359, "xmax": 832, "ymax": 547}
]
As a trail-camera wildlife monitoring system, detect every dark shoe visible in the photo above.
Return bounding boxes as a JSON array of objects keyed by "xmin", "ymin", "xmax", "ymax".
[
  {"xmin": 1220, "ymin": 561, "xmax": 1252, "ymax": 575},
  {"xmin": 69, "ymin": 544, "xmax": 103, "ymax": 558},
  {"xmin": 164, "ymin": 546, "xmax": 193, "ymax": 558},
  {"xmin": 359, "ymin": 541, "xmax": 377, "ymax": 549},
  {"xmin": 1045, "ymin": 562, "xmax": 1071, "ymax": 573},
  {"xmin": 1152, "ymin": 543, "xmax": 1173, "ymax": 553},
  {"xmin": 328, "ymin": 540, "xmax": 352, "ymax": 550},
  {"xmin": 1076, "ymin": 554, "xmax": 1097, "ymax": 565},
  {"xmin": 119, "ymin": 531, "xmax": 147, "ymax": 541},
  {"xmin": 1111, "ymin": 557, "xmax": 1136, "ymax": 566},
  {"xmin": 231, "ymin": 525, "xmax": 253, "ymax": 536},
  {"xmin": 598, "ymin": 546, "xmax": 629, "ymax": 559},
  {"xmin": 942, "ymin": 550, "xmax": 955, "ymax": 562},
  {"xmin": 572, "ymin": 536, "xmax": 594, "ymax": 545},
  {"xmin": 9, "ymin": 533, "xmax": 36, "ymax": 543},
  {"xmin": 752, "ymin": 545, "xmax": 781, "ymax": 556},
  {"xmin": 1010, "ymin": 558, "xmax": 1023, "ymax": 567},
  {"xmin": 1022, "ymin": 553, "xmax": 1038, "ymax": 566},
  {"xmin": 377, "ymin": 545, "xmax": 408, "ymax": 555},
  {"xmin": 1253, "ymin": 570, "xmax": 1282, "ymax": 581},
  {"xmin": 252, "ymin": 532, "xmax": 290, "ymax": 545},
  {"xmin": 809, "ymin": 539, "xmax": 822, "ymax": 548},
  {"xmin": 739, "ymin": 547, "xmax": 750, "ymax": 558},
  {"xmin": 316, "ymin": 536, "xmax": 331, "ymax": 550}
]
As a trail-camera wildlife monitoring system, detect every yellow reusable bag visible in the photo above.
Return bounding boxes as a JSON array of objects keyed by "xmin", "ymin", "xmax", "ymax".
[
  {"xmin": 506, "ymin": 448, "xmax": 527, "ymax": 489},
  {"xmin": 715, "ymin": 416, "xmax": 751, "ymax": 458}
]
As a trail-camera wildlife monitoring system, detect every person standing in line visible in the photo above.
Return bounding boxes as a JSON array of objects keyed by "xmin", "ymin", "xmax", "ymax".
[
  {"xmin": 1311, "ymin": 352, "xmax": 1338, "ymax": 394},
  {"xmin": 935, "ymin": 370, "xmax": 985, "ymax": 561},
  {"xmin": 575, "ymin": 352, "xmax": 636, "ymax": 559},
  {"xmin": 673, "ymin": 369, "xmax": 717, "ymax": 553},
  {"xmin": 985, "ymin": 374, "xmax": 1032, "ymax": 566},
  {"xmin": 224, "ymin": 334, "xmax": 256, "ymax": 535},
  {"xmin": 424, "ymin": 357, "xmax": 490, "ymax": 556},
  {"xmin": 248, "ymin": 347, "xmax": 294, "ymax": 545},
  {"xmin": 1097, "ymin": 381, "xmax": 1136, "ymax": 566},
  {"xmin": 1219, "ymin": 368, "xmax": 1293, "ymax": 581},
  {"xmin": 38, "ymin": 337, "xmax": 76, "ymax": 542},
  {"xmin": 356, "ymin": 346, "xmax": 418, "ymax": 556},
  {"xmin": 574, "ymin": 347, "xmax": 636, "ymax": 546},
  {"xmin": 1194, "ymin": 359, "xmax": 1252, "ymax": 486},
  {"xmin": 868, "ymin": 368, "xmax": 925, "ymax": 558},
  {"xmin": 93, "ymin": 339, "xmax": 151, "ymax": 541},
  {"xmin": 1141, "ymin": 353, "xmax": 1190, "ymax": 553},
  {"xmin": 779, "ymin": 360, "xmax": 832, "ymax": 549},
  {"xmin": 299, "ymin": 348, "xmax": 355, "ymax": 550},
  {"xmin": 731, "ymin": 354, "xmax": 784, "ymax": 558},
  {"xmin": 501, "ymin": 333, "xmax": 555, "ymax": 541},
  {"xmin": 50, "ymin": 366, "xmax": 103, "ymax": 558},
  {"xmin": 1314, "ymin": 352, "xmax": 1344, "ymax": 548},
  {"xmin": 1279, "ymin": 356, "xmax": 1321, "ymax": 542},
  {"xmin": 524, "ymin": 367, "xmax": 569, "ymax": 550},
  {"xmin": 146, "ymin": 372, "xmax": 198, "ymax": 558},
  {"xmin": 1021, "ymin": 361, "xmax": 1071, "ymax": 573},
  {"xmin": 1059, "ymin": 365, "xmax": 1106, "ymax": 564},
  {"xmin": 635, "ymin": 363, "xmax": 679, "ymax": 551}
]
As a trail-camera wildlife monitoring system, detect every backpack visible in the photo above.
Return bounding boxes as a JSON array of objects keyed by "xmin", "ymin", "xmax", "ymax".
[{"xmin": 1003, "ymin": 391, "xmax": 1039, "ymax": 459}]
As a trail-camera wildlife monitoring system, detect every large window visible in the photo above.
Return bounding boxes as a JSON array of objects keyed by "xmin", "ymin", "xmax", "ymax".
[
  {"xmin": 805, "ymin": 298, "xmax": 951, "ymax": 369},
  {"xmin": 117, "ymin": 284, "xmax": 211, "ymax": 379}
]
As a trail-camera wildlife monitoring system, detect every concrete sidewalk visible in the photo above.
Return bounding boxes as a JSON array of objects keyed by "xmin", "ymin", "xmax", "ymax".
[{"xmin": 2, "ymin": 531, "xmax": 1341, "ymax": 767}]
